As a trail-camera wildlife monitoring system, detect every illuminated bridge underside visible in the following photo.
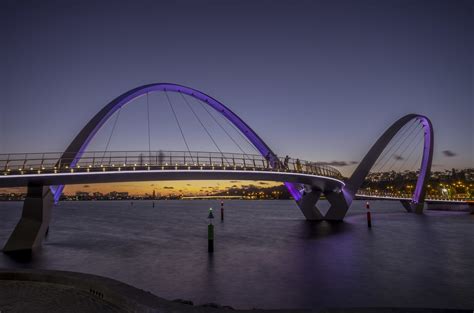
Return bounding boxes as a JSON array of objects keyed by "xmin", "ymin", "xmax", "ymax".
[{"xmin": 0, "ymin": 170, "xmax": 344, "ymax": 191}]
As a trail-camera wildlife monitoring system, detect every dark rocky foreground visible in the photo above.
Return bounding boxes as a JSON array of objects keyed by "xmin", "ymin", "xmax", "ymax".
[{"xmin": 0, "ymin": 269, "xmax": 470, "ymax": 313}]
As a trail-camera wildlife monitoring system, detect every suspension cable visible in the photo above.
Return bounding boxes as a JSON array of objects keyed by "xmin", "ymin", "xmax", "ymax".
[
  {"xmin": 224, "ymin": 115, "xmax": 262, "ymax": 155},
  {"xmin": 395, "ymin": 131, "xmax": 424, "ymax": 173},
  {"xmin": 385, "ymin": 122, "xmax": 422, "ymax": 172},
  {"xmin": 100, "ymin": 108, "xmax": 121, "ymax": 164},
  {"xmin": 376, "ymin": 120, "xmax": 421, "ymax": 172},
  {"xmin": 164, "ymin": 91, "xmax": 194, "ymax": 163},
  {"xmin": 373, "ymin": 119, "xmax": 417, "ymax": 171},
  {"xmin": 409, "ymin": 144, "xmax": 424, "ymax": 173},
  {"xmin": 179, "ymin": 93, "xmax": 230, "ymax": 165},
  {"xmin": 194, "ymin": 97, "xmax": 259, "ymax": 156}
]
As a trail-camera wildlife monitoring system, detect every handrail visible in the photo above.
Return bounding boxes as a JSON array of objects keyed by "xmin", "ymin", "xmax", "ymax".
[{"xmin": 0, "ymin": 150, "xmax": 343, "ymax": 179}]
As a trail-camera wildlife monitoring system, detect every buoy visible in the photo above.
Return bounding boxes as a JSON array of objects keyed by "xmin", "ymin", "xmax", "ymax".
[
  {"xmin": 221, "ymin": 200, "xmax": 224, "ymax": 221},
  {"xmin": 208, "ymin": 208, "xmax": 214, "ymax": 253},
  {"xmin": 366, "ymin": 201, "xmax": 372, "ymax": 228}
]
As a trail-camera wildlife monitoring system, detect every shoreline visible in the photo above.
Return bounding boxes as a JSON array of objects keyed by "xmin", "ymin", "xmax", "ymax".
[{"xmin": 0, "ymin": 268, "xmax": 470, "ymax": 313}]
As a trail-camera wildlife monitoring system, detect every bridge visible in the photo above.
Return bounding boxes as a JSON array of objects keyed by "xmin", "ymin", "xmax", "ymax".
[
  {"xmin": 0, "ymin": 150, "xmax": 343, "ymax": 194},
  {"xmin": 2, "ymin": 82, "xmax": 465, "ymax": 254}
]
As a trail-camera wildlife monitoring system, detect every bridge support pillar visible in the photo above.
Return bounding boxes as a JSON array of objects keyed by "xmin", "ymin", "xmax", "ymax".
[
  {"xmin": 324, "ymin": 190, "xmax": 350, "ymax": 221},
  {"xmin": 411, "ymin": 202, "xmax": 424, "ymax": 214},
  {"xmin": 297, "ymin": 188, "xmax": 324, "ymax": 220},
  {"xmin": 400, "ymin": 200, "xmax": 424, "ymax": 214},
  {"xmin": 3, "ymin": 184, "xmax": 53, "ymax": 254},
  {"xmin": 400, "ymin": 200, "xmax": 413, "ymax": 213}
]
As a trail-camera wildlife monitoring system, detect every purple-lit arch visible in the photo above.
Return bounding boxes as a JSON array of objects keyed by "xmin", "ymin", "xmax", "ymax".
[
  {"xmin": 52, "ymin": 83, "xmax": 301, "ymax": 201},
  {"xmin": 344, "ymin": 114, "xmax": 434, "ymax": 206}
]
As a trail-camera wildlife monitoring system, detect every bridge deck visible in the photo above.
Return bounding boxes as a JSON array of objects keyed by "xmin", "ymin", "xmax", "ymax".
[
  {"xmin": 0, "ymin": 168, "xmax": 345, "ymax": 194},
  {"xmin": 0, "ymin": 150, "xmax": 345, "ymax": 192}
]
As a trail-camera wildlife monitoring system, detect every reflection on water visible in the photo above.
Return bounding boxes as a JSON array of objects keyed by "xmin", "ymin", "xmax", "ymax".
[{"xmin": 0, "ymin": 200, "xmax": 473, "ymax": 310}]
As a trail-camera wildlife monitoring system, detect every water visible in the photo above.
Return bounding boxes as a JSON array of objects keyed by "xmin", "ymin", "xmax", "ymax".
[{"xmin": 0, "ymin": 200, "xmax": 473, "ymax": 310}]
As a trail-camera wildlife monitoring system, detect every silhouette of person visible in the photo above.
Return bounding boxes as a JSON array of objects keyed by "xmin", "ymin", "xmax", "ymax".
[
  {"xmin": 296, "ymin": 158, "xmax": 302, "ymax": 171},
  {"xmin": 284, "ymin": 155, "xmax": 289, "ymax": 169}
]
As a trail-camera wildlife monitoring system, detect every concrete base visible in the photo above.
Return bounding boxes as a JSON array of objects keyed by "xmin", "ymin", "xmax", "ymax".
[
  {"xmin": 412, "ymin": 202, "xmax": 424, "ymax": 214},
  {"xmin": 297, "ymin": 188, "xmax": 324, "ymax": 220},
  {"xmin": 324, "ymin": 191, "xmax": 350, "ymax": 221},
  {"xmin": 400, "ymin": 200, "xmax": 413, "ymax": 213},
  {"xmin": 400, "ymin": 200, "xmax": 424, "ymax": 214},
  {"xmin": 3, "ymin": 185, "xmax": 53, "ymax": 254},
  {"xmin": 296, "ymin": 187, "xmax": 350, "ymax": 222}
]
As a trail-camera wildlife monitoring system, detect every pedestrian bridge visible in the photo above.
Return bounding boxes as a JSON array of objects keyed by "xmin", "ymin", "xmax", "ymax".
[
  {"xmin": 0, "ymin": 150, "xmax": 344, "ymax": 191},
  {"xmin": 0, "ymin": 82, "xmax": 441, "ymax": 253}
]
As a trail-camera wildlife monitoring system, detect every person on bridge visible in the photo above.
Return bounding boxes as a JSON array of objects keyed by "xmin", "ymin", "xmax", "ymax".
[
  {"xmin": 296, "ymin": 158, "xmax": 302, "ymax": 171},
  {"xmin": 284, "ymin": 155, "xmax": 289, "ymax": 169}
]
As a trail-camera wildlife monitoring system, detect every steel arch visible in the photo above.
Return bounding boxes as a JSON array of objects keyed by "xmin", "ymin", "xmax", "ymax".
[
  {"xmin": 346, "ymin": 114, "xmax": 433, "ymax": 207},
  {"xmin": 52, "ymin": 83, "xmax": 301, "ymax": 201}
]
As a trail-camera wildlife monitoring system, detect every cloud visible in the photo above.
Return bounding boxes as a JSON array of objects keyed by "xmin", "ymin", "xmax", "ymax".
[
  {"xmin": 442, "ymin": 150, "xmax": 457, "ymax": 157},
  {"xmin": 163, "ymin": 186, "xmax": 174, "ymax": 189},
  {"xmin": 319, "ymin": 161, "xmax": 359, "ymax": 167},
  {"xmin": 393, "ymin": 155, "xmax": 404, "ymax": 160}
]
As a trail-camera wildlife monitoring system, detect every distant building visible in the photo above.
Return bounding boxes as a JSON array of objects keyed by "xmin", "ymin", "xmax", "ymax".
[{"xmin": 75, "ymin": 191, "xmax": 90, "ymax": 200}]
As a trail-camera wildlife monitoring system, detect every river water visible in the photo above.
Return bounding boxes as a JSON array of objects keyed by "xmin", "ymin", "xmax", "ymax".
[{"xmin": 0, "ymin": 200, "xmax": 473, "ymax": 310}]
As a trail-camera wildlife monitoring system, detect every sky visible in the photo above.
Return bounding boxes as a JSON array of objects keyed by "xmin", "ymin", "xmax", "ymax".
[{"xmin": 0, "ymin": 0, "xmax": 472, "ymax": 195}]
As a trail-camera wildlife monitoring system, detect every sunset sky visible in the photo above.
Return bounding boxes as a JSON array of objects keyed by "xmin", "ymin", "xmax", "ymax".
[{"xmin": 1, "ymin": 0, "xmax": 472, "ymax": 196}]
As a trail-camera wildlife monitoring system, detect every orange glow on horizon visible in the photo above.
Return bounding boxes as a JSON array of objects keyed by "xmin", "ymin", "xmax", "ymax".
[
  {"xmin": 0, "ymin": 180, "xmax": 282, "ymax": 196},
  {"xmin": 62, "ymin": 180, "xmax": 282, "ymax": 196}
]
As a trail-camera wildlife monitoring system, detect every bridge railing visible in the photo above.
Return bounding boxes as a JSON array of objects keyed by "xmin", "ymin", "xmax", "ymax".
[
  {"xmin": 356, "ymin": 191, "xmax": 412, "ymax": 198},
  {"xmin": 0, "ymin": 151, "xmax": 343, "ymax": 180},
  {"xmin": 356, "ymin": 190, "xmax": 472, "ymax": 201}
]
